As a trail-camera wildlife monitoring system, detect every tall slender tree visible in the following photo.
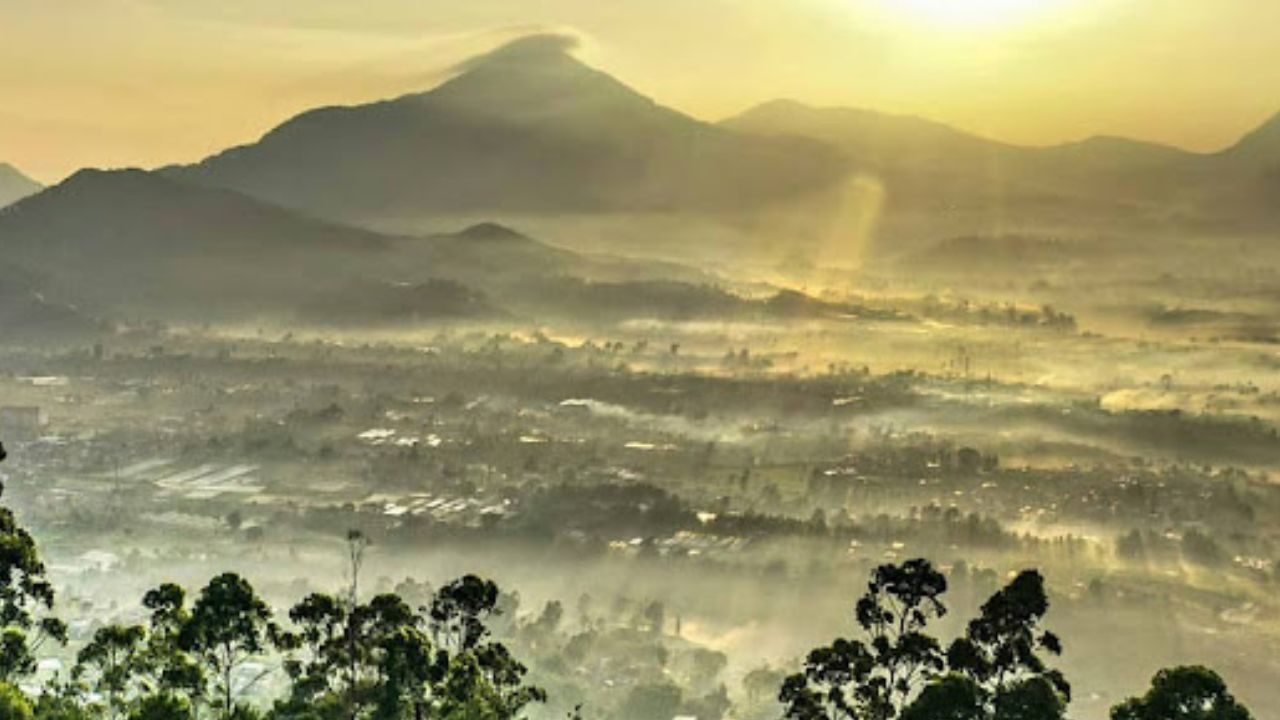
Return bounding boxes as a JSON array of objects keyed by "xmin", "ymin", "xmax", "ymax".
[
  {"xmin": 781, "ymin": 559, "xmax": 949, "ymax": 720},
  {"xmin": 181, "ymin": 573, "xmax": 277, "ymax": 717}
]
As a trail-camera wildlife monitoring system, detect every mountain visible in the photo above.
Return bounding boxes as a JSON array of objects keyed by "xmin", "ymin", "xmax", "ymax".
[
  {"xmin": 725, "ymin": 100, "xmax": 1197, "ymax": 213},
  {"xmin": 1221, "ymin": 111, "xmax": 1280, "ymax": 168},
  {"xmin": 0, "ymin": 163, "xmax": 43, "ymax": 209},
  {"xmin": 0, "ymin": 269, "xmax": 98, "ymax": 339},
  {"xmin": 168, "ymin": 35, "xmax": 847, "ymax": 223},
  {"xmin": 723, "ymin": 99, "xmax": 1020, "ymax": 173},
  {"xmin": 725, "ymin": 99, "xmax": 1280, "ymax": 237},
  {"xmin": 0, "ymin": 169, "xmax": 407, "ymax": 320},
  {"xmin": 1214, "ymin": 112, "xmax": 1280, "ymax": 208},
  {"xmin": 0, "ymin": 170, "xmax": 718, "ymax": 327}
]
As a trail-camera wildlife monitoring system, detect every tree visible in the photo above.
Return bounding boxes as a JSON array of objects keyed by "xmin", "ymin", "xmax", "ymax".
[
  {"xmin": 525, "ymin": 601, "xmax": 563, "ymax": 642},
  {"xmin": 432, "ymin": 639, "xmax": 544, "ymax": 720},
  {"xmin": 641, "ymin": 600, "xmax": 665, "ymax": 635},
  {"xmin": 127, "ymin": 693, "xmax": 195, "ymax": 720},
  {"xmin": 423, "ymin": 576, "xmax": 544, "ymax": 720},
  {"xmin": 140, "ymin": 583, "xmax": 204, "ymax": 708},
  {"xmin": 430, "ymin": 575, "xmax": 499, "ymax": 653},
  {"xmin": 683, "ymin": 684, "xmax": 732, "ymax": 720},
  {"xmin": 992, "ymin": 676, "xmax": 1068, "ymax": 720},
  {"xmin": 744, "ymin": 665, "xmax": 787, "ymax": 706},
  {"xmin": 0, "ymin": 447, "xmax": 65, "ymax": 686},
  {"xmin": 351, "ymin": 593, "xmax": 434, "ymax": 720},
  {"xmin": 276, "ymin": 573, "xmax": 541, "ymax": 720},
  {"xmin": 781, "ymin": 559, "xmax": 948, "ymax": 720},
  {"xmin": 74, "ymin": 623, "xmax": 147, "ymax": 717},
  {"xmin": 1110, "ymin": 666, "xmax": 1253, "ymax": 720},
  {"xmin": 946, "ymin": 570, "xmax": 1068, "ymax": 718},
  {"xmin": 0, "ymin": 681, "xmax": 33, "ymax": 720},
  {"xmin": 32, "ymin": 682, "xmax": 96, "ymax": 720},
  {"xmin": 279, "ymin": 592, "xmax": 348, "ymax": 707},
  {"xmin": 619, "ymin": 682, "xmax": 682, "ymax": 720},
  {"xmin": 781, "ymin": 638, "xmax": 883, "ymax": 720},
  {"xmin": 853, "ymin": 559, "xmax": 949, "ymax": 709},
  {"xmin": 0, "ymin": 628, "xmax": 37, "ymax": 684},
  {"xmin": 0, "ymin": 459, "xmax": 66, "ymax": 684},
  {"xmin": 344, "ymin": 529, "xmax": 371, "ymax": 717},
  {"xmin": 900, "ymin": 675, "xmax": 984, "ymax": 720},
  {"xmin": 181, "ymin": 573, "xmax": 277, "ymax": 717}
]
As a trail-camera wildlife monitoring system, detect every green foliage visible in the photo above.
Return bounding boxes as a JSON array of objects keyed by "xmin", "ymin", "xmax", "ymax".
[
  {"xmin": 1110, "ymin": 666, "xmax": 1253, "ymax": 720},
  {"xmin": 783, "ymin": 561, "xmax": 1256, "ymax": 720},
  {"xmin": 900, "ymin": 675, "xmax": 984, "ymax": 720},
  {"xmin": 946, "ymin": 570, "xmax": 1069, "ymax": 717},
  {"xmin": 784, "ymin": 562, "xmax": 1069, "ymax": 720},
  {"xmin": 781, "ymin": 558, "xmax": 948, "ymax": 720},
  {"xmin": 0, "ymin": 682, "xmax": 34, "ymax": 720},
  {"xmin": 0, "ymin": 627, "xmax": 37, "ymax": 682},
  {"xmin": 181, "ymin": 573, "xmax": 277, "ymax": 716},
  {"xmin": 278, "ymin": 592, "xmax": 347, "ymax": 706},
  {"xmin": 127, "ymin": 694, "xmax": 194, "ymax": 720},
  {"xmin": 0, "ymin": 485, "xmax": 65, "ymax": 684},
  {"xmin": 431, "ymin": 575, "xmax": 501, "ymax": 652},
  {"xmin": 991, "ymin": 677, "xmax": 1067, "ymax": 720},
  {"xmin": 353, "ymin": 592, "xmax": 434, "ymax": 720},
  {"xmin": 74, "ymin": 624, "xmax": 148, "ymax": 715}
]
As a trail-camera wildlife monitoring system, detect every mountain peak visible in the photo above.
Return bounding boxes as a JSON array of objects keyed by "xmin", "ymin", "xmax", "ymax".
[
  {"xmin": 455, "ymin": 222, "xmax": 532, "ymax": 243},
  {"xmin": 1044, "ymin": 134, "xmax": 1189, "ymax": 163},
  {"xmin": 171, "ymin": 35, "xmax": 847, "ymax": 219},
  {"xmin": 0, "ymin": 162, "xmax": 44, "ymax": 208},
  {"xmin": 34, "ymin": 167, "xmax": 201, "ymax": 209},
  {"xmin": 0, "ymin": 162, "xmax": 34, "ymax": 179},
  {"xmin": 456, "ymin": 33, "xmax": 582, "ymax": 73},
  {"xmin": 425, "ymin": 32, "xmax": 651, "ymax": 120}
]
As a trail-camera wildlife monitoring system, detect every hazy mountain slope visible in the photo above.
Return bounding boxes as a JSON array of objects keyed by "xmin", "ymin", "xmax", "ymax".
[
  {"xmin": 0, "ymin": 169, "xmax": 423, "ymax": 321},
  {"xmin": 0, "ymin": 269, "xmax": 98, "ymax": 339},
  {"xmin": 725, "ymin": 99, "xmax": 1280, "ymax": 240},
  {"xmin": 0, "ymin": 163, "xmax": 43, "ymax": 209},
  {"xmin": 168, "ymin": 35, "xmax": 847, "ymax": 222},
  {"xmin": 1220, "ymin": 110, "xmax": 1280, "ymax": 169},
  {"xmin": 1202, "ymin": 112, "xmax": 1280, "ymax": 216},
  {"xmin": 723, "ymin": 99, "xmax": 1022, "ymax": 174},
  {"xmin": 410, "ymin": 222, "xmax": 711, "ymax": 288},
  {"xmin": 0, "ymin": 171, "xmax": 724, "ymax": 327},
  {"xmin": 0, "ymin": 168, "xmax": 390, "ymax": 256},
  {"xmin": 723, "ymin": 100, "xmax": 1198, "ymax": 212}
]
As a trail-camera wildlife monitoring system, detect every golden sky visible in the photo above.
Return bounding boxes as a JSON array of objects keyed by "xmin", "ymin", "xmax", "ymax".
[{"xmin": 4, "ymin": 0, "xmax": 1278, "ymax": 183}]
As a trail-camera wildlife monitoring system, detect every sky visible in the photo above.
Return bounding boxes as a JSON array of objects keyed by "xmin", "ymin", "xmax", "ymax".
[{"xmin": 3, "ymin": 0, "xmax": 1279, "ymax": 183}]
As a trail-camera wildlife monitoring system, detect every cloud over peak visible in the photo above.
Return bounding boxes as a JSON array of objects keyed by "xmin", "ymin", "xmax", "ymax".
[{"xmin": 456, "ymin": 32, "xmax": 582, "ymax": 73}]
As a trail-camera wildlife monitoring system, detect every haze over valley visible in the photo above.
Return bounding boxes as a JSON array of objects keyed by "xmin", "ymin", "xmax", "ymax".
[{"xmin": 1, "ymin": 9, "xmax": 1279, "ymax": 720}]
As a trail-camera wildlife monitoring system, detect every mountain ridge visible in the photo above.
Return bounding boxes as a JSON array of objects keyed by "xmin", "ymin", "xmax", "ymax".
[
  {"xmin": 725, "ymin": 98, "xmax": 1280, "ymax": 233},
  {"xmin": 0, "ymin": 162, "xmax": 44, "ymax": 209},
  {"xmin": 166, "ymin": 34, "xmax": 848, "ymax": 222}
]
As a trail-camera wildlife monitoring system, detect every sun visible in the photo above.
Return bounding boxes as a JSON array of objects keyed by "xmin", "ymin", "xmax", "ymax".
[{"xmin": 891, "ymin": 0, "xmax": 1059, "ymax": 28}]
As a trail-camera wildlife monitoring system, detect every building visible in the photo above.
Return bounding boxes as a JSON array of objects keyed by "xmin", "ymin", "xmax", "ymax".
[{"xmin": 0, "ymin": 406, "xmax": 44, "ymax": 442}]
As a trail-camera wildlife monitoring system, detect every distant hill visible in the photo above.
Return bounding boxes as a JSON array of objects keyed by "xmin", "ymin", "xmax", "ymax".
[
  {"xmin": 0, "ymin": 169, "xmax": 411, "ymax": 322},
  {"xmin": 408, "ymin": 222, "xmax": 709, "ymax": 287},
  {"xmin": 1, "ymin": 167, "xmax": 389, "ymax": 256},
  {"xmin": 0, "ymin": 163, "xmax": 43, "ymax": 209},
  {"xmin": 724, "ymin": 100, "xmax": 1280, "ymax": 236},
  {"xmin": 168, "ymin": 35, "xmax": 847, "ymax": 223},
  {"xmin": 0, "ymin": 171, "xmax": 722, "ymax": 328}
]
